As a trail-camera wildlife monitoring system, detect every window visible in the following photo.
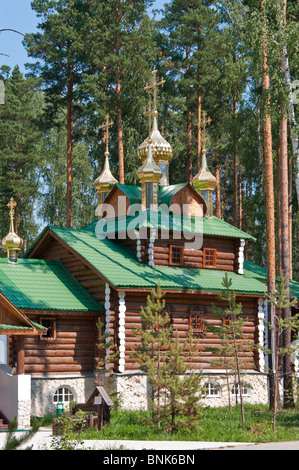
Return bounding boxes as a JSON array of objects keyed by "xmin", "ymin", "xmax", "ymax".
[
  {"xmin": 232, "ymin": 383, "xmax": 251, "ymax": 397},
  {"xmin": 40, "ymin": 318, "xmax": 56, "ymax": 340},
  {"xmin": 204, "ymin": 382, "xmax": 221, "ymax": 398},
  {"xmin": 169, "ymin": 245, "xmax": 184, "ymax": 266},
  {"xmin": 203, "ymin": 248, "xmax": 217, "ymax": 268},
  {"xmin": 53, "ymin": 387, "xmax": 74, "ymax": 405},
  {"xmin": 189, "ymin": 306, "xmax": 206, "ymax": 338}
]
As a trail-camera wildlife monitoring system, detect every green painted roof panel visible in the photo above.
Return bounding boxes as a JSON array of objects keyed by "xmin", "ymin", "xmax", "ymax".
[
  {"xmin": 0, "ymin": 258, "xmax": 103, "ymax": 312},
  {"xmin": 82, "ymin": 214, "xmax": 255, "ymax": 240},
  {"xmin": 48, "ymin": 226, "xmax": 266, "ymax": 295}
]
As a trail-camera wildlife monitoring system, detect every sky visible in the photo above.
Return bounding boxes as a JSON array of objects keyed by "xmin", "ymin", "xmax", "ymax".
[{"xmin": 0, "ymin": 0, "xmax": 166, "ymax": 73}]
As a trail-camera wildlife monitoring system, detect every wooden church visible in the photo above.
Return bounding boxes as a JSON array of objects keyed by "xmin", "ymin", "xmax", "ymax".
[{"xmin": 0, "ymin": 70, "xmax": 298, "ymax": 424}]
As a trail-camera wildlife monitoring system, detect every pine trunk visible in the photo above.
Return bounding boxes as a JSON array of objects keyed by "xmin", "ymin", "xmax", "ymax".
[
  {"xmin": 187, "ymin": 107, "xmax": 192, "ymax": 184},
  {"xmin": 233, "ymin": 90, "xmax": 238, "ymax": 227},
  {"xmin": 66, "ymin": 71, "xmax": 73, "ymax": 229},
  {"xmin": 280, "ymin": 109, "xmax": 294, "ymax": 407},
  {"xmin": 277, "ymin": 136, "xmax": 282, "ymax": 276},
  {"xmin": 116, "ymin": 67, "xmax": 125, "ymax": 185},
  {"xmin": 215, "ymin": 155, "xmax": 221, "ymax": 219},
  {"xmin": 260, "ymin": 0, "xmax": 277, "ymax": 409},
  {"xmin": 279, "ymin": 0, "xmax": 294, "ymax": 405},
  {"xmin": 197, "ymin": 90, "xmax": 201, "ymax": 173}
]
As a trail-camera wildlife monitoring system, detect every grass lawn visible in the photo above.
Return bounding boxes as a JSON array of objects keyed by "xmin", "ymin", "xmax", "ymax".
[{"xmin": 79, "ymin": 405, "xmax": 299, "ymax": 443}]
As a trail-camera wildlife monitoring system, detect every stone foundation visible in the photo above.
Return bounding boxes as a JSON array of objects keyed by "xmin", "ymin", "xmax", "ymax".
[
  {"xmin": 113, "ymin": 371, "xmax": 269, "ymax": 410},
  {"xmin": 31, "ymin": 375, "xmax": 96, "ymax": 417},
  {"xmin": 30, "ymin": 371, "xmax": 269, "ymax": 417}
]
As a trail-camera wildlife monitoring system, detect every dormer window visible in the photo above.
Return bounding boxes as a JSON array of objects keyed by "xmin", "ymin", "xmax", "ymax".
[
  {"xmin": 169, "ymin": 245, "xmax": 184, "ymax": 266},
  {"xmin": 203, "ymin": 248, "xmax": 217, "ymax": 268}
]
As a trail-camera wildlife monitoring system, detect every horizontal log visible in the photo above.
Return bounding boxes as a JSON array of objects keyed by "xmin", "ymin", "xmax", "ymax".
[
  {"xmin": 25, "ymin": 349, "xmax": 95, "ymax": 357},
  {"xmin": 27, "ymin": 364, "xmax": 94, "ymax": 373},
  {"xmin": 25, "ymin": 356, "xmax": 94, "ymax": 365}
]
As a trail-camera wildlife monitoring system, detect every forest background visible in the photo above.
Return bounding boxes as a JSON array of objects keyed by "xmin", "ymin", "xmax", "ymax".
[{"xmin": 0, "ymin": 0, "xmax": 298, "ymax": 285}]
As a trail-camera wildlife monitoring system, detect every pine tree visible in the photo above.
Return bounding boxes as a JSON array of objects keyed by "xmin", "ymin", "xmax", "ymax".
[
  {"xmin": 159, "ymin": 0, "xmax": 221, "ymax": 182},
  {"xmin": 0, "ymin": 66, "xmax": 42, "ymax": 246},
  {"xmin": 265, "ymin": 275, "xmax": 299, "ymax": 429},
  {"xmin": 24, "ymin": 0, "xmax": 91, "ymax": 228},
  {"xmin": 83, "ymin": 0, "xmax": 157, "ymax": 185},
  {"xmin": 206, "ymin": 273, "xmax": 253, "ymax": 424},
  {"xmin": 132, "ymin": 284, "xmax": 203, "ymax": 432},
  {"xmin": 132, "ymin": 284, "xmax": 170, "ymax": 428}
]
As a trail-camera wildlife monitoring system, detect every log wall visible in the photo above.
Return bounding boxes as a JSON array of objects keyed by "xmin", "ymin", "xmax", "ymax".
[
  {"xmin": 153, "ymin": 235, "xmax": 237, "ymax": 271},
  {"xmin": 9, "ymin": 311, "xmax": 100, "ymax": 376},
  {"xmin": 122, "ymin": 292, "xmax": 259, "ymax": 372},
  {"xmin": 120, "ymin": 232, "xmax": 239, "ymax": 272}
]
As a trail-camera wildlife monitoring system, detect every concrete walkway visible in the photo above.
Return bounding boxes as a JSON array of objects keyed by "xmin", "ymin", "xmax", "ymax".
[{"xmin": 0, "ymin": 428, "xmax": 298, "ymax": 450}]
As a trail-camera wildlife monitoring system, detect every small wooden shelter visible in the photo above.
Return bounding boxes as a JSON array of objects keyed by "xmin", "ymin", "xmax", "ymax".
[{"xmin": 85, "ymin": 386, "xmax": 114, "ymax": 430}]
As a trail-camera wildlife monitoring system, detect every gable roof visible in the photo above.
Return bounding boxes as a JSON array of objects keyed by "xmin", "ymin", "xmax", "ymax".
[
  {"xmin": 26, "ymin": 225, "xmax": 266, "ymax": 296},
  {"xmin": 0, "ymin": 258, "xmax": 103, "ymax": 312},
  {"xmin": 0, "ymin": 291, "xmax": 46, "ymax": 335},
  {"xmin": 82, "ymin": 214, "xmax": 255, "ymax": 241}
]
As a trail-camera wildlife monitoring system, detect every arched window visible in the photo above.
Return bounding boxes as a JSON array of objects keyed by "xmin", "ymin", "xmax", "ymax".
[
  {"xmin": 204, "ymin": 381, "xmax": 221, "ymax": 398},
  {"xmin": 53, "ymin": 386, "xmax": 74, "ymax": 405}
]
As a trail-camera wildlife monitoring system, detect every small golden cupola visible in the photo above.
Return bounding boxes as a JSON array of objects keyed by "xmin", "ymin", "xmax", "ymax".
[
  {"xmin": 2, "ymin": 197, "xmax": 23, "ymax": 263},
  {"xmin": 138, "ymin": 69, "xmax": 173, "ymax": 186},
  {"xmin": 94, "ymin": 114, "xmax": 118, "ymax": 216},
  {"xmin": 192, "ymin": 112, "xmax": 216, "ymax": 217},
  {"xmin": 137, "ymin": 100, "xmax": 162, "ymax": 211}
]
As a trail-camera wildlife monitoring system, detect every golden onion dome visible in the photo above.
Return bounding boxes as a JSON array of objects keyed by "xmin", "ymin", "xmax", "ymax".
[
  {"xmin": 2, "ymin": 231, "xmax": 23, "ymax": 253},
  {"xmin": 192, "ymin": 152, "xmax": 216, "ymax": 192},
  {"xmin": 138, "ymin": 115, "xmax": 173, "ymax": 163},
  {"xmin": 2, "ymin": 198, "xmax": 23, "ymax": 261},
  {"xmin": 137, "ymin": 139, "xmax": 163, "ymax": 182},
  {"xmin": 94, "ymin": 152, "xmax": 118, "ymax": 191}
]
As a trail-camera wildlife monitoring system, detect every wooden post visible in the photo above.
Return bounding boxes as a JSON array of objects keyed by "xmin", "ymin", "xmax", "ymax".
[{"xmin": 16, "ymin": 336, "xmax": 25, "ymax": 375}]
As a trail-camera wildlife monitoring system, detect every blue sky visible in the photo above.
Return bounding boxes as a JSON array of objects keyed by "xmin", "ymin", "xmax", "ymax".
[{"xmin": 0, "ymin": 0, "xmax": 166, "ymax": 73}]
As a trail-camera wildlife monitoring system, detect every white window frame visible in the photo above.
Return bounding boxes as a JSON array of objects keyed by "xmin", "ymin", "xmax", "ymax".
[
  {"xmin": 232, "ymin": 382, "xmax": 251, "ymax": 397},
  {"xmin": 53, "ymin": 386, "xmax": 74, "ymax": 405},
  {"xmin": 204, "ymin": 381, "xmax": 221, "ymax": 398}
]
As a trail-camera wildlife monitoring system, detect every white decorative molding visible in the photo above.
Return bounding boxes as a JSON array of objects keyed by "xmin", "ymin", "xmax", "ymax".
[
  {"xmin": 118, "ymin": 291, "xmax": 126, "ymax": 373},
  {"xmin": 258, "ymin": 298, "xmax": 265, "ymax": 373},
  {"xmin": 238, "ymin": 238, "xmax": 245, "ymax": 274},
  {"xmin": 148, "ymin": 229, "xmax": 156, "ymax": 267},
  {"xmin": 104, "ymin": 283, "xmax": 111, "ymax": 376}
]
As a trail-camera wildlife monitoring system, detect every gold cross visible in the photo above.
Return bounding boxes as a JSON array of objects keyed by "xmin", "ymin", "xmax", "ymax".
[
  {"xmin": 143, "ymin": 100, "xmax": 153, "ymax": 139},
  {"xmin": 102, "ymin": 114, "xmax": 114, "ymax": 155},
  {"xmin": 7, "ymin": 197, "xmax": 17, "ymax": 220},
  {"xmin": 201, "ymin": 111, "xmax": 212, "ymax": 150},
  {"xmin": 144, "ymin": 68, "xmax": 165, "ymax": 114}
]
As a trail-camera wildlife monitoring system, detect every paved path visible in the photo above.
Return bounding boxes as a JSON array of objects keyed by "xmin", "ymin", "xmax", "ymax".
[
  {"xmin": 217, "ymin": 440, "xmax": 299, "ymax": 450},
  {"xmin": 0, "ymin": 428, "xmax": 298, "ymax": 450}
]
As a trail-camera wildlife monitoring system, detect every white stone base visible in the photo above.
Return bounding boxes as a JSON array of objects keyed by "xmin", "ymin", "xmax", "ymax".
[
  {"xmin": 31, "ymin": 375, "xmax": 96, "ymax": 417},
  {"xmin": 113, "ymin": 371, "xmax": 269, "ymax": 410}
]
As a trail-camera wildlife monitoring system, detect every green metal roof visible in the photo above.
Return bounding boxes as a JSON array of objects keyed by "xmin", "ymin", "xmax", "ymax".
[
  {"xmin": 158, "ymin": 183, "xmax": 188, "ymax": 205},
  {"xmin": 115, "ymin": 184, "xmax": 142, "ymax": 205},
  {"xmin": 0, "ymin": 321, "xmax": 45, "ymax": 332},
  {"xmin": 0, "ymin": 258, "xmax": 103, "ymax": 312},
  {"xmin": 115, "ymin": 183, "xmax": 187, "ymax": 207},
  {"xmin": 39, "ymin": 226, "xmax": 266, "ymax": 295},
  {"xmin": 244, "ymin": 260, "xmax": 299, "ymax": 299},
  {"xmin": 82, "ymin": 214, "xmax": 255, "ymax": 241}
]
